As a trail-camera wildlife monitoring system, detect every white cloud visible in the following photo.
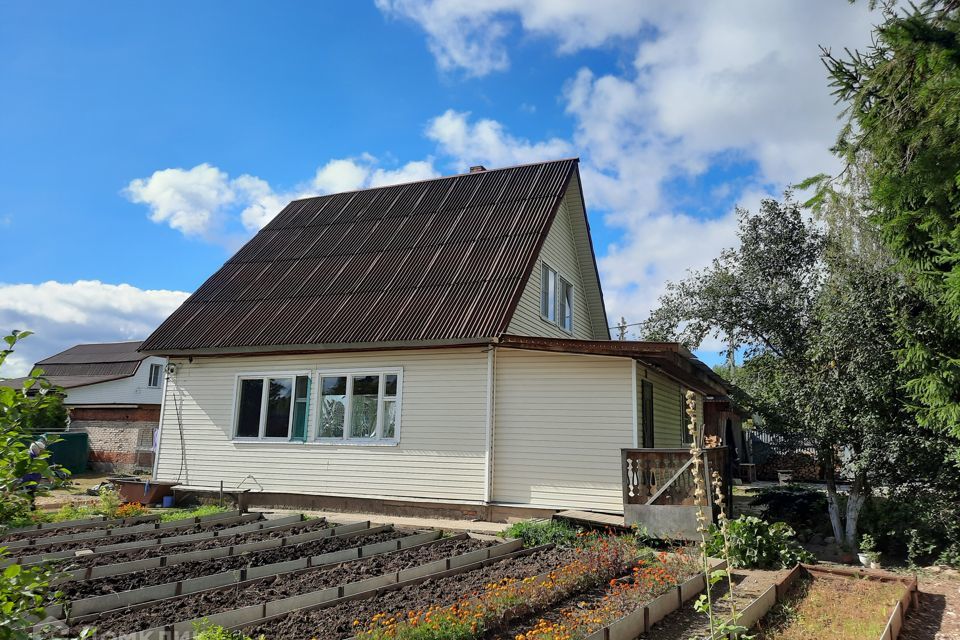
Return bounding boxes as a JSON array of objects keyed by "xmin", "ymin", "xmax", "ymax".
[
  {"xmin": 0, "ymin": 280, "xmax": 189, "ymax": 378},
  {"xmin": 426, "ymin": 109, "xmax": 573, "ymax": 169},
  {"xmin": 375, "ymin": 0, "xmax": 652, "ymax": 76},
  {"xmin": 383, "ymin": 0, "xmax": 878, "ymax": 330},
  {"xmin": 126, "ymin": 156, "xmax": 440, "ymax": 242},
  {"xmin": 124, "ymin": 164, "xmax": 235, "ymax": 239}
]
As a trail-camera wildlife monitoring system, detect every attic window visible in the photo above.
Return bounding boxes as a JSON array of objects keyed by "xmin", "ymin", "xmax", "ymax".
[
  {"xmin": 541, "ymin": 263, "xmax": 574, "ymax": 333},
  {"xmin": 147, "ymin": 363, "xmax": 163, "ymax": 388}
]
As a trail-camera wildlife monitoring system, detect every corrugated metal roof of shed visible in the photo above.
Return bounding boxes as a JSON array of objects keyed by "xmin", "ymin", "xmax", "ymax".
[{"xmin": 141, "ymin": 159, "xmax": 579, "ymax": 353}]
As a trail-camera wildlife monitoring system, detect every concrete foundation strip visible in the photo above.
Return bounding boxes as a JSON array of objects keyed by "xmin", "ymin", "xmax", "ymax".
[
  {"xmin": 50, "ymin": 520, "xmax": 374, "ymax": 587},
  {"xmin": 116, "ymin": 534, "xmax": 525, "ymax": 640},
  {"xmin": 11, "ymin": 512, "xmax": 275, "ymax": 566},
  {"xmin": 2, "ymin": 513, "xmax": 160, "ymax": 537},
  {"xmin": 61, "ymin": 529, "xmax": 446, "ymax": 620},
  {"xmin": 708, "ymin": 563, "xmax": 918, "ymax": 640},
  {"xmin": 4, "ymin": 509, "xmax": 250, "ymax": 551}
]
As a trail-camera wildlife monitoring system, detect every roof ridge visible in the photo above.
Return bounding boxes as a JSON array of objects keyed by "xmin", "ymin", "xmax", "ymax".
[{"xmin": 286, "ymin": 157, "xmax": 581, "ymax": 204}]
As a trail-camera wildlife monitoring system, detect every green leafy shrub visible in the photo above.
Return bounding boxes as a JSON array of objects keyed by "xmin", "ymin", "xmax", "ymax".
[
  {"xmin": 97, "ymin": 487, "xmax": 122, "ymax": 518},
  {"xmin": 0, "ymin": 331, "xmax": 71, "ymax": 637},
  {"xmin": 502, "ymin": 519, "xmax": 581, "ymax": 547},
  {"xmin": 705, "ymin": 515, "xmax": 814, "ymax": 569},
  {"xmin": 749, "ymin": 485, "xmax": 829, "ymax": 533}
]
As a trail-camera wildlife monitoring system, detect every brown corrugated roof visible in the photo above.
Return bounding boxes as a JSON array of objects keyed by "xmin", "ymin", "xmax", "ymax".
[
  {"xmin": 0, "ymin": 341, "xmax": 149, "ymax": 391},
  {"xmin": 141, "ymin": 159, "xmax": 579, "ymax": 353}
]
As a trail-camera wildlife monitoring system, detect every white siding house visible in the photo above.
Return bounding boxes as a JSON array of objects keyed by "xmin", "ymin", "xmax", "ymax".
[{"xmin": 143, "ymin": 160, "xmax": 731, "ymax": 517}]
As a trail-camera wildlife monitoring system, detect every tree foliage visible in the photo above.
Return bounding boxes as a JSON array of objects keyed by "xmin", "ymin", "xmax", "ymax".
[
  {"xmin": 641, "ymin": 197, "xmax": 920, "ymax": 549},
  {"xmin": 820, "ymin": 0, "xmax": 960, "ymax": 436},
  {"xmin": 0, "ymin": 330, "xmax": 69, "ymax": 638}
]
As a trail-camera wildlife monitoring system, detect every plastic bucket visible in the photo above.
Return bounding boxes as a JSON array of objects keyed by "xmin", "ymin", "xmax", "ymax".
[{"xmin": 162, "ymin": 495, "xmax": 175, "ymax": 508}]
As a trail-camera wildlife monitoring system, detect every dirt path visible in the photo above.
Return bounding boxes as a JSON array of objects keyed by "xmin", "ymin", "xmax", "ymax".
[
  {"xmin": 901, "ymin": 573, "xmax": 960, "ymax": 640},
  {"xmin": 641, "ymin": 568, "xmax": 788, "ymax": 639}
]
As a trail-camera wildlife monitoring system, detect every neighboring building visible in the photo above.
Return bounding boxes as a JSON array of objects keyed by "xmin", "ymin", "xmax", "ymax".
[
  {"xmin": 2, "ymin": 342, "xmax": 166, "ymax": 472},
  {"xmin": 141, "ymin": 159, "xmax": 732, "ymax": 519}
]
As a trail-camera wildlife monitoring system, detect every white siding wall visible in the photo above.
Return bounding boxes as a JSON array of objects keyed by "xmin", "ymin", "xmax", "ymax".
[
  {"xmin": 154, "ymin": 348, "xmax": 488, "ymax": 503},
  {"xmin": 65, "ymin": 356, "xmax": 166, "ymax": 406},
  {"xmin": 507, "ymin": 188, "xmax": 602, "ymax": 340},
  {"xmin": 637, "ymin": 363, "xmax": 705, "ymax": 448},
  {"xmin": 492, "ymin": 349, "xmax": 634, "ymax": 512}
]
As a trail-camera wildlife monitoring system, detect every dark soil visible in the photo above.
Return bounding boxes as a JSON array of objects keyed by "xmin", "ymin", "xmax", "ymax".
[
  {"xmin": 0, "ymin": 519, "xmax": 157, "ymax": 544},
  {"xmin": 52, "ymin": 518, "xmax": 332, "ymax": 569},
  {"xmin": 71, "ymin": 537, "xmax": 494, "ymax": 636},
  {"xmin": 59, "ymin": 529, "xmax": 408, "ymax": 600},
  {"xmin": 244, "ymin": 546, "xmax": 579, "ymax": 640},
  {"xmin": 9, "ymin": 515, "xmax": 308, "ymax": 557}
]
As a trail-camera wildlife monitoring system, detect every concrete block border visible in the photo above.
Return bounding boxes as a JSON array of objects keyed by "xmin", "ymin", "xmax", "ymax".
[
  {"xmin": 711, "ymin": 563, "xmax": 918, "ymax": 640},
  {"xmin": 13, "ymin": 513, "xmax": 275, "ymax": 566},
  {"xmin": 4, "ymin": 510, "xmax": 250, "ymax": 551},
  {"xmin": 580, "ymin": 557, "xmax": 726, "ymax": 640},
  {"xmin": 2, "ymin": 513, "xmax": 159, "ymax": 537},
  {"xmin": 51, "ymin": 519, "xmax": 367, "ymax": 585},
  {"xmin": 128, "ymin": 534, "xmax": 526, "ymax": 640},
  {"xmin": 59, "ymin": 530, "xmax": 443, "ymax": 619}
]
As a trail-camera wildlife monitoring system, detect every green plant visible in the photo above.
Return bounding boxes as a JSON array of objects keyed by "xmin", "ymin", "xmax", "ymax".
[
  {"xmin": 0, "ymin": 331, "xmax": 73, "ymax": 637},
  {"xmin": 156, "ymin": 504, "xmax": 230, "ymax": 522},
  {"xmin": 192, "ymin": 620, "xmax": 263, "ymax": 640},
  {"xmin": 502, "ymin": 519, "xmax": 581, "ymax": 547},
  {"xmin": 706, "ymin": 516, "xmax": 814, "ymax": 570},
  {"xmin": 97, "ymin": 487, "xmax": 122, "ymax": 518},
  {"xmin": 0, "ymin": 331, "xmax": 70, "ymax": 530}
]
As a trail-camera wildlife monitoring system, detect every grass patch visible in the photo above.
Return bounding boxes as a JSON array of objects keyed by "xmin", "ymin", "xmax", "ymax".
[
  {"xmin": 756, "ymin": 573, "xmax": 902, "ymax": 640},
  {"xmin": 502, "ymin": 519, "xmax": 581, "ymax": 547},
  {"xmin": 154, "ymin": 504, "xmax": 230, "ymax": 522}
]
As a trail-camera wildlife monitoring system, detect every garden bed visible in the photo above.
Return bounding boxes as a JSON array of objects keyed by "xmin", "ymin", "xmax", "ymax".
[
  {"xmin": 242, "ymin": 546, "xmax": 579, "ymax": 640},
  {"xmin": 56, "ymin": 522, "xmax": 396, "ymax": 583},
  {"xmin": 37, "ymin": 516, "xmax": 328, "ymax": 565},
  {"xmin": 5, "ymin": 511, "xmax": 271, "ymax": 556},
  {"xmin": 68, "ymin": 536, "xmax": 495, "ymax": 636},
  {"xmin": 752, "ymin": 565, "xmax": 918, "ymax": 640}
]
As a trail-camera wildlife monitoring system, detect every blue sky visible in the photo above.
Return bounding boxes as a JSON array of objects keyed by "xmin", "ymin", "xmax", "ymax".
[{"xmin": 0, "ymin": 1, "xmax": 879, "ymax": 373}]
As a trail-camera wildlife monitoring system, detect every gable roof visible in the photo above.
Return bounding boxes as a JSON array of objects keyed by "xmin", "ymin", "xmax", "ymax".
[
  {"xmin": 0, "ymin": 341, "xmax": 148, "ymax": 390},
  {"xmin": 142, "ymin": 159, "xmax": 593, "ymax": 354}
]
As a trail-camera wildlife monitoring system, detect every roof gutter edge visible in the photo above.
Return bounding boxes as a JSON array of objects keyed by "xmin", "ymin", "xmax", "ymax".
[{"xmin": 140, "ymin": 337, "xmax": 498, "ymax": 358}]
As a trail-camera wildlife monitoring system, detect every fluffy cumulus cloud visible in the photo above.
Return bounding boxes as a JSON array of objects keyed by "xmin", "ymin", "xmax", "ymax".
[
  {"xmin": 378, "ymin": 0, "xmax": 878, "ymax": 342},
  {"xmin": 0, "ymin": 281, "xmax": 189, "ymax": 378},
  {"xmin": 125, "ymin": 155, "xmax": 440, "ymax": 243},
  {"xmin": 426, "ymin": 110, "xmax": 573, "ymax": 169}
]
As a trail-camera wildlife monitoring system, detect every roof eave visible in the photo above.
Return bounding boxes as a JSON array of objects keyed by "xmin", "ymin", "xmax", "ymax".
[{"xmin": 141, "ymin": 337, "xmax": 497, "ymax": 358}]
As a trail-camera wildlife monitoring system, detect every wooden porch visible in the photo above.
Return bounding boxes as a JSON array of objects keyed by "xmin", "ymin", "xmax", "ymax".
[{"xmin": 621, "ymin": 447, "xmax": 732, "ymax": 539}]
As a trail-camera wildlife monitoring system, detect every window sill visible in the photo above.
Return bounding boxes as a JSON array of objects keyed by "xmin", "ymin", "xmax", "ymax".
[{"xmin": 231, "ymin": 438, "xmax": 400, "ymax": 447}]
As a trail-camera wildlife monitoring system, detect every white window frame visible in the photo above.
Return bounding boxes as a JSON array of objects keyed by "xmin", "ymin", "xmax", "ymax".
[
  {"xmin": 147, "ymin": 363, "xmax": 163, "ymax": 388},
  {"xmin": 540, "ymin": 262, "xmax": 574, "ymax": 334},
  {"xmin": 313, "ymin": 368, "xmax": 403, "ymax": 446},
  {"xmin": 231, "ymin": 371, "xmax": 312, "ymax": 441}
]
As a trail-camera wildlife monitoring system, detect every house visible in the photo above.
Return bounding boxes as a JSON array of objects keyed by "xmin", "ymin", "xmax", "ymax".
[
  {"xmin": 2, "ymin": 342, "xmax": 167, "ymax": 473},
  {"xmin": 141, "ymin": 159, "xmax": 732, "ymax": 519}
]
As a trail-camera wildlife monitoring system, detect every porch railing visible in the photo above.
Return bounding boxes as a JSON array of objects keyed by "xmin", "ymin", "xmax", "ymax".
[{"xmin": 621, "ymin": 447, "xmax": 731, "ymax": 539}]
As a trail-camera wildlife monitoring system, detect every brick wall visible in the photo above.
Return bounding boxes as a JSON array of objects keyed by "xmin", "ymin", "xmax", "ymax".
[{"xmin": 69, "ymin": 405, "xmax": 159, "ymax": 473}]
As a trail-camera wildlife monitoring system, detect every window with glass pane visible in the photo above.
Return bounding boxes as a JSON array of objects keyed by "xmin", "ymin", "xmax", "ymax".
[
  {"xmin": 291, "ymin": 376, "xmax": 310, "ymax": 440},
  {"xmin": 541, "ymin": 264, "xmax": 557, "ymax": 321},
  {"xmin": 236, "ymin": 379, "xmax": 263, "ymax": 438},
  {"xmin": 559, "ymin": 277, "xmax": 574, "ymax": 332},
  {"xmin": 383, "ymin": 374, "xmax": 398, "ymax": 438},
  {"xmin": 350, "ymin": 375, "xmax": 380, "ymax": 438},
  {"xmin": 263, "ymin": 378, "xmax": 293, "ymax": 438},
  {"xmin": 319, "ymin": 376, "xmax": 347, "ymax": 438}
]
